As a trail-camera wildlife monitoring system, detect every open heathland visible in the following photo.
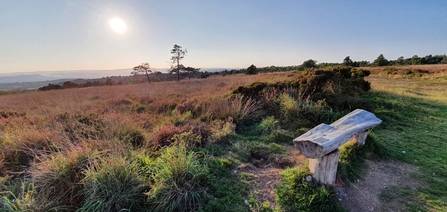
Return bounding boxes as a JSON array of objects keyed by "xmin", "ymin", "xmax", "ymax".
[{"xmin": 1, "ymin": 65, "xmax": 447, "ymax": 211}]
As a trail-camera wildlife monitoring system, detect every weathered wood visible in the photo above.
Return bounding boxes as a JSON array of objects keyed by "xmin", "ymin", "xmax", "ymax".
[
  {"xmin": 309, "ymin": 149, "xmax": 340, "ymax": 185},
  {"xmin": 293, "ymin": 109, "xmax": 382, "ymax": 158},
  {"xmin": 352, "ymin": 130, "xmax": 368, "ymax": 145}
]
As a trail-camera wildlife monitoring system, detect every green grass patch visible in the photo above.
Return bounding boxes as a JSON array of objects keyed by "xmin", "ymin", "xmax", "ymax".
[
  {"xmin": 362, "ymin": 77, "xmax": 447, "ymax": 210},
  {"xmin": 275, "ymin": 167, "xmax": 345, "ymax": 212}
]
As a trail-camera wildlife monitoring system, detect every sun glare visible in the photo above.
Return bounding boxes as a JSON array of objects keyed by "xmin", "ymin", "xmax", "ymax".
[{"xmin": 109, "ymin": 18, "xmax": 127, "ymax": 34}]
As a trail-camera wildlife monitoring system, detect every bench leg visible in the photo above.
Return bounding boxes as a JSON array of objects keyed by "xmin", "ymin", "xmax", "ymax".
[
  {"xmin": 353, "ymin": 131, "xmax": 368, "ymax": 145},
  {"xmin": 309, "ymin": 149, "xmax": 340, "ymax": 185}
]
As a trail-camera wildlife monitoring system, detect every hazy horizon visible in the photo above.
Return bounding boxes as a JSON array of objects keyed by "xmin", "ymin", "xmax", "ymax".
[{"xmin": 1, "ymin": 1, "xmax": 446, "ymax": 74}]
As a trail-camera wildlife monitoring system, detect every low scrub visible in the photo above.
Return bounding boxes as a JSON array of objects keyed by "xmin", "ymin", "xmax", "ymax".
[{"xmin": 231, "ymin": 66, "xmax": 371, "ymax": 130}]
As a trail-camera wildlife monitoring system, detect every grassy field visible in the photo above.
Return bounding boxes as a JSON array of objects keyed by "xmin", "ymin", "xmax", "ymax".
[
  {"xmin": 364, "ymin": 74, "xmax": 447, "ymax": 211},
  {"xmin": 1, "ymin": 65, "xmax": 447, "ymax": 211}
]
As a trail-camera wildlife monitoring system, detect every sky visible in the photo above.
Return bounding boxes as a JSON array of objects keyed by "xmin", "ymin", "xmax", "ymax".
[{"xmin": 1, "ymin": 0, "xmax": 446, "ymax": 74}]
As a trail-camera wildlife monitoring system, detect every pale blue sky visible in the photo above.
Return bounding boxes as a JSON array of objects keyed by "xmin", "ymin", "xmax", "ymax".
[{"xmin": 1, "ymin": 0, "xmax": 446, "ymax": 74}]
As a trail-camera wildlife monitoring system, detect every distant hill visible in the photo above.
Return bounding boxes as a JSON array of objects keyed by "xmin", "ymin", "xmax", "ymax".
[
  {"xmin": 0, "ymin": 67, "xmax": 237, "ymax": 91},
  {"xmin": 0, "ymin": 74, "xmax": 62, "ymax": 84}
]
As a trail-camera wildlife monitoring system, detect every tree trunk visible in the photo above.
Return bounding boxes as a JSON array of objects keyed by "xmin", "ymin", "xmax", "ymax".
[
  {"xmin": 177, "ymin": 52, "xmax": 180, "ymax": 82},
  {"xmin": 145, "ymin": 71, "xmax": 150, "ymax": 83}
]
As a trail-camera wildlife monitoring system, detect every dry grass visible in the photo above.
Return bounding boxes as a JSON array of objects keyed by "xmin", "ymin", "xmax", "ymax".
[
  {"xmin": 0, "ymin": 72, "xmax": 289, "ymax": 180},
  {"xmin": 0, "ymin": 73, "xmax": 288, "ymax": 117}
]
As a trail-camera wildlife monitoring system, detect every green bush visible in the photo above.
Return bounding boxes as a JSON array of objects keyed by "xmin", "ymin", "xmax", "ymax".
[
  {"xmin": 276, "ymin": 167, "xmax": 345, "ymax": 212},
  {"xmin": 261, "ymin": 129, "xmax": 294, "ymax": 144},
  {"xmin": 259, "ymin": 116, "xmax": 280, "ymax": 136}
]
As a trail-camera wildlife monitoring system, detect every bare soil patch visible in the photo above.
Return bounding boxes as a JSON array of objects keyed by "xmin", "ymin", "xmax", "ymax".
[
  {"xmin": 336, "ymin": 160, "xmax": 420, "ymax": 212},
  {"xmin": 237, "ymin": 145, "xmax": 307, "ymax": 207}
]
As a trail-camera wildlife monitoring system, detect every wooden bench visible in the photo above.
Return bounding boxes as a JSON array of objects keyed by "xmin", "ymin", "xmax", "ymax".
[{"xmin": 293, "ymin": 109, "xmax": 382, "ymax": 184}]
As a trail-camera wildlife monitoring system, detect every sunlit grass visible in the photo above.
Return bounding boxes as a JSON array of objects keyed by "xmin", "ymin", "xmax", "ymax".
[{"xmin": 364, "ymin": 75, "xmax": 447, "ymax": 211}]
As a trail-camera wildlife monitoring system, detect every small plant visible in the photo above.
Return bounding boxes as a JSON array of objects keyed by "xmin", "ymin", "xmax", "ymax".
[
  {"xmin": 147, "ymin": 143, "xmax": 208, "ymax": 212},
  {"xmin": 114, "ymin": 125, "xmax": 146, "ymax": 147},
  {"xmin": 276, "ymin": 167, "xmax": 345, "ymax": 212},
  {"xmin": 171, "ymin": 130, "xmax": 202, "ymax": 149},
  {"xmin": 0, "ymin": 181, "xmax": 37, "ymax": 211},
  {"xmin": 208, "ymin": 118, "xmax": 236, "ymax": 144},
  {"xmin": 80, "ymin": 157, "xmax": 148, "ymax": 212},
  {"xmin": 259, "ymin": 116, "xmax": 279, "ymax": 136}
]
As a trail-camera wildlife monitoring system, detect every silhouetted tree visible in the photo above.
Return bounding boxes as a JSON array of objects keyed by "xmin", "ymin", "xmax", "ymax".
[
  {"xmin": 62, "ymin": 81, "xmax": 79, "ymax": 89},
  {"xmin": 105, "ymin": 78, "xmax": 116, "ymax": 86},
  {"xmin": 170, "ymin": 44, "xmax": 187, "ymax": 81},
  {"xmin": 396, "ymin": 56, "xmax": 406, "ymax": 65},
  {"xmin": 343, "ymin": 56, "xmax": 354, "ymax": 66},
  {"xmin": 301, "ymin": 59, "xmax": 317, "ymax": 69},
  {"xmin": 132, "ymin": 63, "xmax": 152, "ymax": 83},
  {"xmin": 180, "ymin": 66, "xmax": 200, "ymax": 79},
  {"xmin": 410, "ymin": 55, "xmax": 421, "ymax": 65},
  {"xmin": 372, "ymin": 54, "xmax": 389, "ymax": 66},
  {"xmin": 245, "ymin": 64, "xmax": 257, "ymax": 75}
]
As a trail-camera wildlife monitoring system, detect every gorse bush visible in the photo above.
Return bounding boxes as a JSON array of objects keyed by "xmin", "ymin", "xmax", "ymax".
[
  {"xmin": 231, "ymin": 66, "xmax": 371, "ymax": 130},
  {"xmin": 147, "ymin": 143, "xmax": 208, "ymax": 212}
]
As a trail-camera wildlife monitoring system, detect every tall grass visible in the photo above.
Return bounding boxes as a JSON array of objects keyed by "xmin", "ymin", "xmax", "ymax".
[
  {"xmin": 147, "ymin": 143, "xmax": 208, "ymax": 212},
  {"xmin": 79, "ymin": 156, "xmax": 148, "ymax": 212},
  {"xmin": 203, "ymin": 95, "xmax": 259, "ymax": 125}
]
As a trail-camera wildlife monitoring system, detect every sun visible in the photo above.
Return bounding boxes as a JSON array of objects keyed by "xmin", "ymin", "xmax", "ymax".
[{"xmin": 109, "ymin": 18, "xmax": 127, "ymax": 34}]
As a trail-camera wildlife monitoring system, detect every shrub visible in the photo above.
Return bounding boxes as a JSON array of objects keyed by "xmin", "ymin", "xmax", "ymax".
[
  {"xmin": 207, "ymin": 118, "xmax": 236, "ymax": 144},
  {"xmin": 259, "ymin": 116, "xmax": 279, "ymax": 136},
  {"xmin": 147, "ymin": 143, "xmax": 208, "ymax": 212},
  {"xmin": 171, "ymin": 130, "xmax": 202, "ymax": 149},
  {"xmin": 229, "ymin": 67, "xmax": 372, "ymax": 131},
  {"xmin": 150, "ymin": 125, "xmax": 182, "ymax": 148},
  {"xmin": 79, "ymin": 157, "xmax": 148, "ymax": 212},
  {"xmin": 261, "ymin": 130, "xmax": 294, "ymax": 144},
  {"xmin": 276, "ymin": 167, "xmax": 344, "ymax": 212},
  {"xmin": 114, "ymin": 125, "xmax": 146, "ymax": 148}
]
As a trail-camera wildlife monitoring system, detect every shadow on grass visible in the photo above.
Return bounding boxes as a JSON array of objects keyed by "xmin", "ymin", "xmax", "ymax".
[{"xmin": 355, "ymin": 90, "xmax": 447, "ymax": 210}]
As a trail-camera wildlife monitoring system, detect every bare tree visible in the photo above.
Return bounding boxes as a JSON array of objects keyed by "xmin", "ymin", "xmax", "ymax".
[
  {"xmin": 170, "ymin": 44, "xmax": 187, "ymax": 81},
  {"xmin": 132, "ymin": 63, "xmax": 152, "ymax": 83}
]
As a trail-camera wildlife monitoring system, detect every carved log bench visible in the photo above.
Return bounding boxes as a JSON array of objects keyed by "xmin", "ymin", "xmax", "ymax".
[{"xmin": 293, "ymin": 109, "xmax": 382, "ymax": 184}]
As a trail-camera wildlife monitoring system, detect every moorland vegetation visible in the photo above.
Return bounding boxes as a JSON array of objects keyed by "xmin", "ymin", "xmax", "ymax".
[{"xmin": 1, "ymin": 61, "xmax": 447, "ymax": 211}]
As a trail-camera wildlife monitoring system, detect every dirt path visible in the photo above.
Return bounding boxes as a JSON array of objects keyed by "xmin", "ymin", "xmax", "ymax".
[
  {"xmin": 238, "ymin": 144, "xmax": 420, "ymax": 211},
  {"xmin": 336, "ymin": 160, "xmax": 420, "ymax": 212},
  {"xmin": 237, "ymin": 145, "xmax": 307, "ymax": 208}
]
